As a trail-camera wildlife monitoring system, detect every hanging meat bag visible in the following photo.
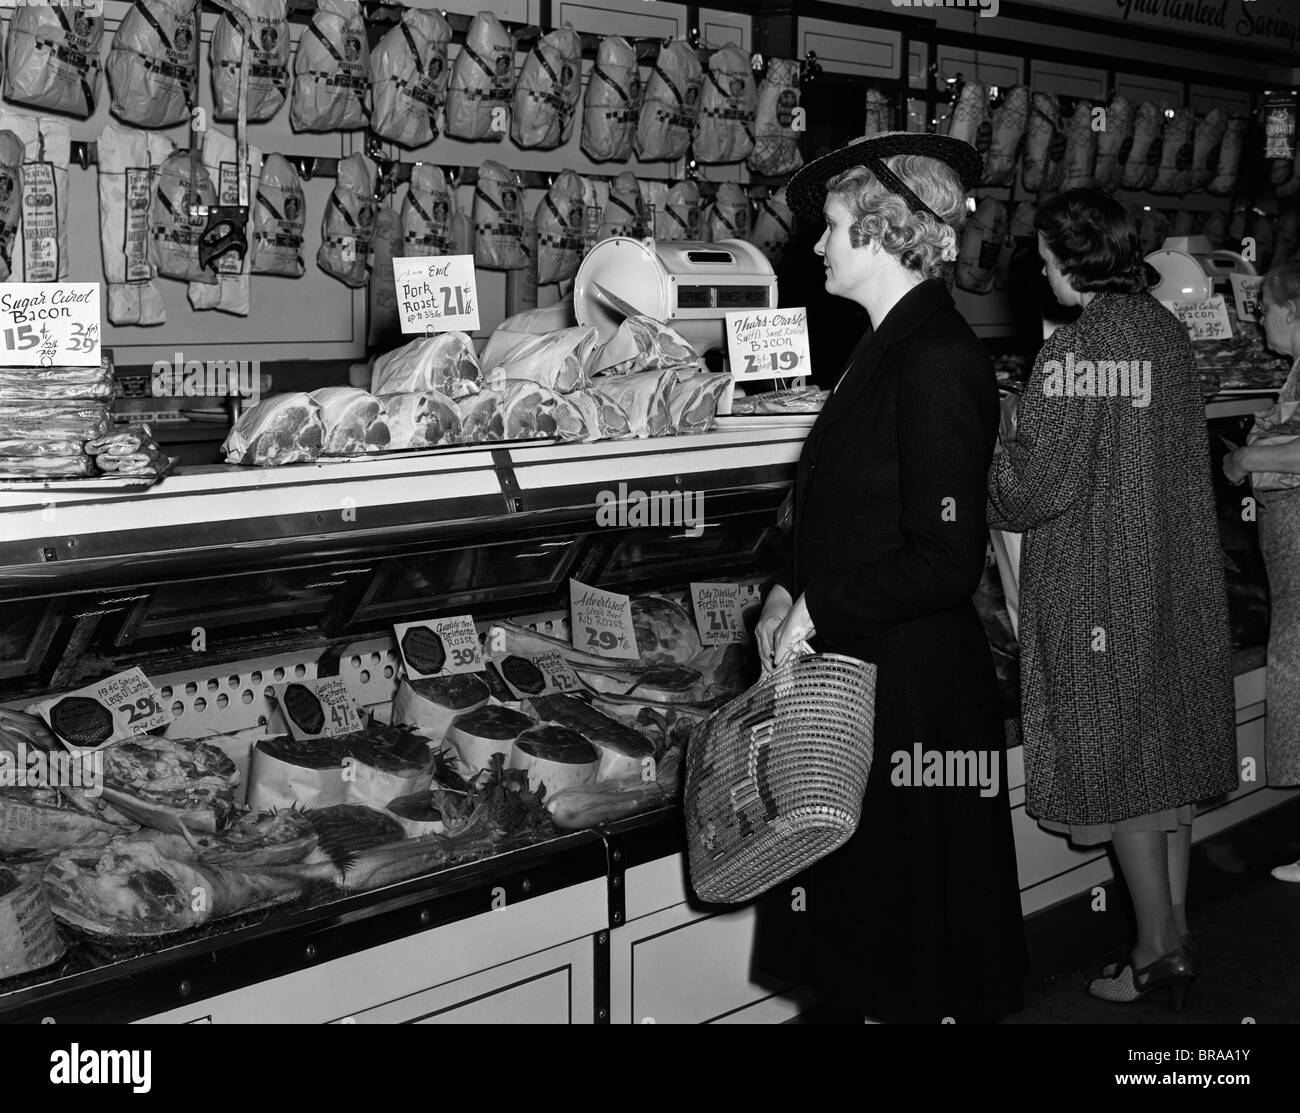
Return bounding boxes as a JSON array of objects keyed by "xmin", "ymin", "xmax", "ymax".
[
  {"xmin": 152, "ymin": 150, "xmax": 219, "ymax": 283},
  {"xmin": 107, "ymin": 0, "xmax": 198, "ymax": 129},
  {"xmin": 97, "ymin": 122, "xmax": 173, "ymax": 325},
  {"xmin": 1093, "ymin": 94, "xmax": 1133, "ymax": 191},
  {"xmin": 446, "ymin": 11, "xmax": 513, "ymax": 141},
  {"xmin": 1189, "ymin": 109, "xmax": 1227, "ymax": 192},
  {"xmin": 945, "ymin": 80, "xmax": 989, "ymax": 150},
  {"xmin": 402, "ymin": 164, "xmax": 454, "ymax": 258},
  {"xmin": 474, "ymin": 161, "xmax": 527, "ymax": 270},
  {"xmin": 0, "ymin": 132, "xmax": 26, "ymax": 283},
  {"xmin": 188, "ymin": 128, "xmax": 264, "ymax": 315},
  {"xmin": 512, "ymin": 25, "xmax": 582, "ymax": 150},
  {"xmin": 3, "ymin": 114, "xmax": 71, "ymax": 283},
  {"xmin": 704, "ymin": 182, "xmax": 750, "ymax": 243},
  {"xmin": 981, "ymin": 86, "xmax": 1028, "ymax": 187},
  {"xmin": 1122, "ymin": 102, "xmax": 1162, "ymax": 191},
  {"xmin": 211, "ymin": 0, "xmax": 290, "ymax": 122},
  {"xmin": 318, "ymin": 152, "xmax": 375, "ymax": 287},
  {"xmin": 636, "ymin": 40, "xmax": 702, "ymax": 162},
  {"xmin": 4, "ymin": 1, "xmax": 104, "ymax": 118},
  {"xmin": 748, "ymin": 58, "xmax": 802, "ymax": 177},
  {"xmin": 252, "ymin": 152, "xmax": 305, "ymax": 277},
  {"xmin": 1022, "ymin": 93, "xmax": 1063, "ymax": 193},
  {"xmin": 864, "ymin": 88, "xmax": 891, "ymax": 138},
  {"xmin": 1208, "ymin": 116, "xmax": 1245, "ymax": 196},
  {"xmin": 655, "ymin": 180, "xmax": 700, "ymax": 241},
  {"xmin": 694, "ymin": 45, "xmax": 756, "ymax": 164},
  {"xmin": 1060, "ymin": 99, "xmax": 1097, "ymax": 190},
  {"xmin": 291, "ymin": 0, "xmax": 369, "ymax": 132},
  {"xmin": 955, "ymin": 197, "xmax": 1007, "ymax": 295},
  {"xmin": 597, "ymin": 171, "xmax": 645, "ymax": 240},
  {"xmin": 582, "ymin": 35, "xmax": 639, "ymax": 162},
  {"xmin": 751, "ymin": 187, "xmax": 793, "ymax": 267},
  {"xmin": 536, "ymin": 171, "xmax": 586, "ymax": 285},
  {"xmin": 1151, "ymin": 106, "xmax": 1194, "ymax": 194},
  {"xmin": 371, "ymin": 7, "xmax": 452, "ymax": 148}
]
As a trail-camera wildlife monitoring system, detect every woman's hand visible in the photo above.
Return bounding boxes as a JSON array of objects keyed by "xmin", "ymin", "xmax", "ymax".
[
  {"xmin": 1223, "ymin": 447, "xmax": 1251, "ymax": 486},
  {"xmin": 772, "ymin": 593, "xmax": 817, "ymax": 668},
  {"xmin": 755, "ymin": 584, "xmax": 793, "ymax": 671},
  {"xmin": 998, "ymin": 391, "xmax": 1020, "ymax": 448}
]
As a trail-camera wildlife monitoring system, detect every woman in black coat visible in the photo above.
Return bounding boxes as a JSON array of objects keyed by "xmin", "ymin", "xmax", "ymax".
[{"xmin": 751, "ymin": 134, "xmax": 1027, "ymax": 1023}]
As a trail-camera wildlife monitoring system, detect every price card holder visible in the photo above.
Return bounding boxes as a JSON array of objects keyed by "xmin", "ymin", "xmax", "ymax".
[
  {"xmin": 1229, "ymin": 274, "xmax": 1264, "ymax": 324},
  {"xmin": 725, "ymin": 307, "xmax": 811, "ymax": 382},
  {"xmin": 1161, "ymin": 296, "xmax": 1233, "ymax": 342},
  {"xmin": 392, "ymin": 254, "xmax": 480, "ymax": 333},
  {"xmin": 690, "ymin": 582, "xmax": 747, "ymax": 645},
  {"xmin": 569, "ymin": 579, "xmax": 640, "ymax": 661},
  {"xmin": 489, "ymin": 647, "xmax": 584, "ymax": 700},
  {"xmin": 26, "ymin": 667, "xmax": 172, "ymax": 751},
  {"xmin": 271, "ymin": 678, "xmax": 362, "ymax": 741},
  {"xmin": 0, "ymin": 283, "xmax": 101, "ymax": 367},
  {"xmin": 394, "ymin": 616, "xmax": 485, "ymax": 679}
]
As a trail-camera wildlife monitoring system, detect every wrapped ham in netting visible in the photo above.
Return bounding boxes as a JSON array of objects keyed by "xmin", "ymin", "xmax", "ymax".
[
  {"xmin": 445, "ymin": 10, "xmax": 513, "ymax": 141},
  {"xmin": 667, "ymin": 373, "xmax": 730, "ymax": 434},
  {"xmin": 401, "ymin": 164, "xmax": 453, "ymax": 258},
  {"xmin": 752, "ymin": 187, "xmax": 793, "ymax": 268},
  {"xmin": 318, "ymin": 152, "xmax": 375, "ymax": 287},
  {"xmin": 536, "ymin": 170, "xmax": 586, "ymax": 285},
  {"xmin": 2, "ymin": 114, "xmax": 71, "ymax": 283},
  {"xmin": 473, "ymin": 161, "xmax": 527, "ymax": 270},
  {"xmin": 655, "ymin": 180, "xmax": 700, "ymax": 240},
  {"xmin": 512, "ymin": 25, "xmax": 582, "ymax": 150},
  {"xmin": 224, "ymin": 393, "xmax": 326, "ymax": 466},
  {"xmin": 748, "ymin": 58, "xmax": 802, "ymax": 176},
  {"xmin": 945, "ymin": 79, "xmax": 988, "ymax": 149},
  {"xmin": 1208, "ymin": 116, "xmax": 1245, "ymax": 196},
  {"xmin": 211, "ymin": 0, "xmax": 289, "ymax": 122},
  {"xmin": 1122, "ymin": 102, "xmax": 1162, "ymax": 191},
  {"xmin": 582, "ymin": 35, "xmax": 639, "ymax": 162},
  {"xmin": 590, "ymin": 368, "xmax": 685, "ymax": 437},
  {"xmin": 371, "ymin": 7, "xmax": 451, "ymax": 148},
  {"xmin": 597, "ymin": 171, "xmax": 646, "ymax": 240},
  {"xmin": 291, "ymin": 0, "xmax": 369, "ymax": 132},
  {"xmin": 152, "ymin": 150, "xmax": 219, "ymax": 283},
  {"xmin": 1151, "ymin": 106, "xmax": 1194, "ymax": 194},
  {"xmin": 311, "ymin": 387, "xmax": 391, "ymax": 455},
  {"xmin": 107, "ymin": 0, "xmax": 197, "ymax": 129},
  {"xmin": 694, "ymin": 44, "xmax": 756, "ymax": 164},
  {"xmin": 252, "ymin": 153, "xmax": 305, "ymax": 277},
  {"xmin": 491, "ymin": 326, "xmax": 597, "ymax": 393},
  {"xmin": 381, "ymin": 390, "xmax": 462, "ymax": 448},
  {"xmin": 704, "ymin": 182, "xmax": 750, "ymax": 242},
  {"xmin": 1190, "ymin": 108, "xmax": 1226, "ymax": 191},
  {"xmin": 567, "ymin": 389, "xmax": 632, "ymax": 440},
  {"xmin": 635, "ymin": 40, "xmax": 702, "ymax": 162},
  {"xmin": 187, "ymin": 128, "xmax": 263, "ymax": 315},
  {"xmin": 1022, "ymin": 93, "xmax": 1063, "ymax": 193},
  {"xmin": 955, "ymin": 197, "xmax": 1007, "ymax": 295},
  {"xmin": 4, "ymin": 1, "xmax": 104, "ymax": 118},
  {"xmin": 1093, "ymin": 94, "xmax": 1133, "ymax": 192},
  {"xmin": 864, "ymin": 88, "xmax": 891, "ymax": 138},
  {"xmin": 981, "ymin": 86, "xmax": 1028, "ymax": 187},
  {"xmin": 594, "ymin": 316, "xmax": 699, "ymax": 377},
  {"xmin": 1060, "ymin": 100, "xmax": 1097, "ymax": 191},
  {"xmin": 97, "ymin": 122, "xmax": 172, "ymax": 326},
  {"xmin": 372, "ymin": 333, "xmax": 482, "ymax": 399}
]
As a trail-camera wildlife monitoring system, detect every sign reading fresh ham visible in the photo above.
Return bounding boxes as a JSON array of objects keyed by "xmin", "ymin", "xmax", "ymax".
[
  {"xmin": 569, "ymin": 579, "xmax": 639, "ymax": 660},
  {"xmin": 690, "ymin": 582, "xmax": 747, "ymax": 645},
  {"xmin": 725, "ymin": 307, "xmax": 809, "ymax": 382},
  {"xmin": 394, "ymin": 616, "xmax": 485, "ymax": 679},
  {"xmin": 392, "ymin": 254, "xmax": 480, "ymax": 333}
]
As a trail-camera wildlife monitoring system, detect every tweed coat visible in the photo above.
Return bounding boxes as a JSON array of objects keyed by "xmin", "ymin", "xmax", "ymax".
[{"xmin": 987, "ymin": 292, "xmax": 1238, "ymax": 825}]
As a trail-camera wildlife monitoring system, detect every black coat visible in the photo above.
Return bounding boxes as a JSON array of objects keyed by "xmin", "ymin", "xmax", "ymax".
[{"xmin": 752, "ymin": 280, "xmax": 1027, "ymax": 1022}]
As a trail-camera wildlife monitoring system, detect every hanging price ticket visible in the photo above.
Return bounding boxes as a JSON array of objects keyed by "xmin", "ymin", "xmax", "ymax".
[
  {"xmin": 271, "ymin": 678, "xmax": 362, "ymax": 741},
  {"xmin": 393, "ymin": 255, "xmax": 480, "ymax": 333},
  {"xmin": 26, "ymin": 667, "xmax": 172, "ymax": 751},
  {"xmin": 0, "ymin": 283, "xmax": 101, "ymax": 367},
  {"xmin": 690, "ymin": 582, "xmax": 748, "ymax": 645},
  {"xmin": 725, "ymin": 307, "xmax": 811, "ymax": 382},
  {"xmin": 394, "ymin": 616, "xmax": 485, "ymax": 679}
]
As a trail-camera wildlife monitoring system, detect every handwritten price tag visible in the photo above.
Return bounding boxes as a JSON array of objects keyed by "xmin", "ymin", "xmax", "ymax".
[
  {"xmin": 1162, "ymin": 295, "xmax": 1232, "ymax": 341},
  {"xmin": 490, "ymin": 648, "xmax": 583, "ymax": 700},
  {"xmin": 1229, "ymin": 273, "xmax": 1264, "ymax": 324},
  {"xmin": 690, "ymin": 583, "xmax": 747, "ymax": 645},
  {"xmin": 271, "ymin": 678, "xmax": 361, "ymax": 741},
  {"xmin": 395, "ymin": 616, "xmax": 485, "ymax": 679},
  {"xmin": 725, "ymin": 307, "xmax": 810, "ymax": 382},
  {"xmin": 26, "ymin": 667, "xmax": 171, "ymax": 752},
  {"xmin": 0, "ymin": 283, "xmax": 101, "ymax": 368},
  {"xmin": 569, "ymin": 579, "xmax": 639, "ymax": 661},
  {"xmin": 393, "ymin": 254, "xmax": 480, "ymax": 333}
]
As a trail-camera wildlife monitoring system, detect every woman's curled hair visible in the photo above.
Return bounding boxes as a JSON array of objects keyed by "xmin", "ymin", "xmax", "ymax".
[
  {"xmin": 825, "ymin": 155, "xmax": 968, "ymax": 281},
  {"xmin": 1262, "ymin": 259, "xmax": 1300, "ymax": 312},
  {"xmin": 1034, "ymin": 188, "xmax": 1152, "ymax": 294}
]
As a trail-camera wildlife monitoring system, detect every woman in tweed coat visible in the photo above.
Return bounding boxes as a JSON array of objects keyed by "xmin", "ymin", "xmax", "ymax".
[{"xmin": 988, "ymin": 190, "xmax": 1237, "ymax": 1009}]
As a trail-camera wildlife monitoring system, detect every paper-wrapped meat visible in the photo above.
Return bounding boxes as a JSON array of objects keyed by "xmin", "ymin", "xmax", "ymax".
[
  {"xmin": 864, "ymin": 87, "xmax": 891, "ymax": 138},
  {"xmin": 1208, "ymin": 116, "xmax": 1246, "ymax": 196},
  {"xmin": 567, "ymin": 390, "xmax": 633, "ymax": 440},
  {"xmin": 752, "ymin": 187, "xmax": 794, "ymax": 268},
  {"xmin": 527, "ymin": 693, "xmax": 655, "ymax": 781},
  {"xmin": 1, "ymin": 114, "xmax": 71, "ymax": 283},
  {"xmin": 312, "ymin": 387, "xmax": 391, "ymax": 454},
  {"xmin": 107, "ymin": 0, "xmax": 196, "ymax": 128},
  {"xmin": 694, "ymin": 44, "xmax": 756, "ymax": 164},
  {"xmin": 372, "ymin": 333, "xmax": 481, "ymax": 398},
  {"xmin": 0, "ymin": 131, "xmax": 27, "ymax": 283},
  {"xmin": 380, "ymin": 390, "xmax": 462, "ymax": 448},
  {"xmin": 945, "ymin": 79, "xmax": 988, "ymax": 148},
  {"xmin": 982, "ymin": 86, "xmax": 1029, "ymax": 187},
  {"xmin": 749, "ymin": 58, "xmax": 802, "ymax": 176},
  {"xmin": 1278, "ymin": 129, "xmax": 1300, "ymax": 199},
  {"xmin": 1094, "ymin": 94, "xmax": 1133, "ymax": 191},
  {"xmin": 247, "ymin": 735, "xmax": 350, "ymax": 812},
  {"xmin": 1190, "ymin": 108, "xmax": 1227, "ymax": 191},
  {"xmin": 371, "ymin": 7, "xmax": 451, "ymax": 147},
  {"xmin": 536, "ymin": 171, "xmax": 586, "ymax": 285},
  {"xmin": 583, "ymin": 35, "xmax": 640, "ymax": 162},
  {"xmin": 392, "ymin": 675, "xmax": 490, "ymax": 747},
  {"xmin": 509, "ymin": 726, "xmax": 600, "ymax": 800},
  {"xmin": 97, "ymin": 126, "xmax": 172, "ymax": 320},
  {"xmin": 636, "ymin": 40, "xmax": 702, "ymax": 162},
  {"xmin": 401, "ymin": 164, "xmax": 454, "ymax": 257},
  {"xmin": 491, "ymin": 326, "xmax": 596, "ymax": 393},
  {"xmin": 447, "ymin": 705, "xmax": 535, "ymax": 772},
  {"xmin": 668, "ymin": 373, "xmax": 731, "ymax": 434},
  {"xmin": 500, "ymin": 380, "xmax": 589, "ymax": 442},
  {"xmin": 291, "ymin": 0, "xmax": 369, "ymax": 132},
  {"xmin": 224, "ymin": 392, "xmax": 325, "ymax": 465},
  {"xmin": 318, "ymin": 153, "xmax": 375, "ymax": 287},
  {"xmin": 252, "ymin": 153, "xmax": 306, "ymax": 277},
  {"xmin": 474, "ymin": 161, "xmax": 528, "ymax": 270},
  {"xmin": 597, "ymin": 171, "xmax": 646, "ymax": 240},
  {"xmin": 211, "ymin": 0, "xmax": 290, "ymax": 122},
  {"xmin": 956, "ymin": 197, "xmax": 1007, "ymax": 294},
  {"xmin": 655, "ymin": 180, "xmax": 701, "ymax": 240},
  {"xmin": 1060, "ymin": 99, "xmax": 1097, "ymax": 190},
  {"xmin": 513, "ymin": 24, "xmax": 582, "ymax": 150},
  {"xmin": 1022, "ymin": 93, "xmax": 1063, "ymax": 193},
  {"xmin": 445, "ymin": 10, "xmax": 513, "ymax": 141},
  {"xmin": 152, "ymin": 151, "xmax": 219, "ymax": 284},
  {"xmin": 705, "ymin": 181, "xmax": 750, "ymax": 242},
  {"xmin": 1151, "ymin": 106, "xmax": 1193, "ymax": 194},
  {"xmin": 590, "ymin": 368, "xmax": 684, "ymax": 437},
  {"xmin": 4, "ymin": 1, "xmax": 103, "ymax": 118},
  {"xmin": 1122, "ymin": 102, "xmax": 1162, "ymax": 191},
  {"xmin": 340, "ymin": 726, "xmax": 435, "ymax": 813},
  {"xmin": 0, "ymin": 866, "xmax": 66, "ymax": 978},
  {"xmin": 595, "ymin": 315, "xmax": 699, "ymax": 376}
]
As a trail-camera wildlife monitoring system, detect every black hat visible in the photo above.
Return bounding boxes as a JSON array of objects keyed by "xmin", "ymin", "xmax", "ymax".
[{"xmin": 786, "ymin": 131, "xmax": 982, "ymax": 223}]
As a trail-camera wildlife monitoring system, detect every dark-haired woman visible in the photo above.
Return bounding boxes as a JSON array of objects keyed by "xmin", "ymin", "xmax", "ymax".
[{"xmin": 988, "ymin": 188, "xmax": 1237, "ymax": 1010}]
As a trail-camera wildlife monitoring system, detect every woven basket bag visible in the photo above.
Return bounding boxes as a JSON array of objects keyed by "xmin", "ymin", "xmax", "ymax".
[{"xmin": 683, "ymin": 652, "xmax": 877, "ymax": 904}]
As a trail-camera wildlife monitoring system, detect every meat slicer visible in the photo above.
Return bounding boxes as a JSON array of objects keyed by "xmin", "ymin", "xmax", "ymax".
[{"xmin": 1145, "ymin": 234, "xmax": 1256, "ymax": 301}]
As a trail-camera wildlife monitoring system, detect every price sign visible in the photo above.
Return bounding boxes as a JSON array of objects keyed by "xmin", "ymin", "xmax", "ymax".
[
  {"xmin": 26, "ymin": 667, "xmax": 172, "ymax": 752},
  {"xmin": 569, "ymin": 579, "xmax": 639, "ymax": 661},
  {"xmin": 1161, "ymin": 295, "xmax": 1232, "ymax": 341},
  {"xmin": 690, "ymin": 582, "xmax": 747, "ymax": 645},
  {"xmin": 394, "ymin": 616, "xmax": 485, "ymax": 679},
  {"xmin": 491, "ymin": 648, "xmax": 583, "ymax": 700},
  {"xmin": 0, "ymin": 283, "xmax": 101, "ymax": 367},
  {"xmin": 271, "ymin": 677, "xmax": 361, "ymax": 741},
  {"xmin": 725, "ymin": 307, "xmax": 811, "ymax": 382},
  {"xmin": 393, "ymin": 254, "xmax": 480, "ymax": 333},
  {"xmin": 1229, "ymin": 273, "xmax": 1265, "ymax": 324}
]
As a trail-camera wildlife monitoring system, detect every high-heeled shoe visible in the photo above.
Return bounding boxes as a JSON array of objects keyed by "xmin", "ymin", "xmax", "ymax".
[
  {"xmin": 1085, "ymin": 945, "xmax": 1198, "ymax": 1011},
  {"xmin": 1099, "ymin": 934, "xmax": 1199, "ymax": 977}
]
